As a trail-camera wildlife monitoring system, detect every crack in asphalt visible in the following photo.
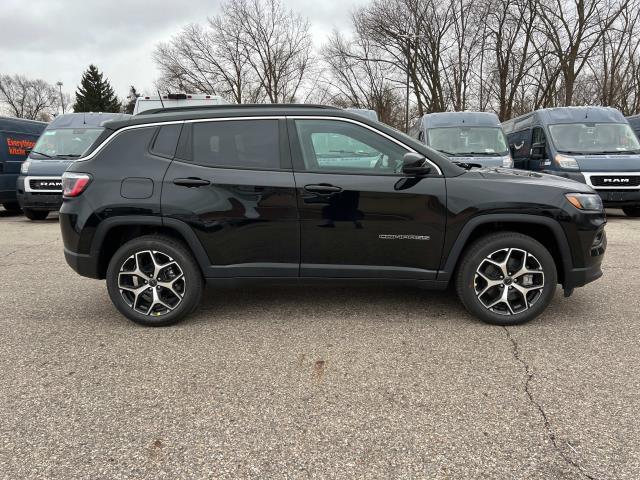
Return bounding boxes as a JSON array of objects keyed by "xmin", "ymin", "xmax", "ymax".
[
  {"xmin": 0, "ymin": 238, "xmax": 59, "ymax": 259},
  {"xmin": 503, "ymin": 326, "xmax": 599, "ymax": 480}
]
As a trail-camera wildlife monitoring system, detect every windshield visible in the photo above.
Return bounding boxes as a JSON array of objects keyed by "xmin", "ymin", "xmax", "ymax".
[
  {"xmin": 31, "ymin": 128, "xmax": 103, "ymax": 159},
  {"xmin": 427, "ymin": 127, "xmax": 508, "ymax": 156},
  {"xmin": 548, "ymin": 123, "xmax": 640, "ymax": 154}
]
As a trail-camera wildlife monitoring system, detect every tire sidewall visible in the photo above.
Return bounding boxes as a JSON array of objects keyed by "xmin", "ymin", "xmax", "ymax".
[
  {"xmin": 457, "ymin": 234, "xmax": 557, "ymax": 326},
  {"xmin": 106, "ymin": 237, "xmax": 202, "ymax": 327}
]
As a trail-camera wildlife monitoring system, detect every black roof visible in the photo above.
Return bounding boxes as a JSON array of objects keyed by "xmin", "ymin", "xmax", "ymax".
[
  {"xmin": 0, "ymin": 116, "xmax": 47, "ymax": 136},
  {"xmin": 103, "ymin": 104, "xmax": 347, "ymax": 130},
  {"xmin": 137, "ymin": 103, "xmax": 340, "ymax": 116}
]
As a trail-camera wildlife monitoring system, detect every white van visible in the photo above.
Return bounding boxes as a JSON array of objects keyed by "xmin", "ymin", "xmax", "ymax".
[{"xmin": 133, "ymin": 93, "xmax": 228, "ymax": 115}]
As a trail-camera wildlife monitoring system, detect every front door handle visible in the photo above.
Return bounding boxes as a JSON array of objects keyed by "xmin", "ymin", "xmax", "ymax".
[
  {"xmin": 173, "ymin": 177, "xmax": 211, "ymax": 187},
  {"xmin": 304, "ymin": 184, "xmax": 343, "ymax": 194}
]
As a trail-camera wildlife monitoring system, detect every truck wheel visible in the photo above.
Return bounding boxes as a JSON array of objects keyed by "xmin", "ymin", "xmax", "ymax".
[
  {"xmin": 455, "ymin": 232, "xmax": 557, "ymax": 326},
  {"xmin": 106, "ymin": 235, "xmax": 203, "ymax": 327},
  {"xmin": 2, "ymin": 202, "xmax": 22, "ymax": 213},
  {"xmin": 23, "ymin": 209, "xmax": 49, "ymax": 220},
  {"xmin": 622, "ymin": 206, "xmax": 640, "ymax": 217}
]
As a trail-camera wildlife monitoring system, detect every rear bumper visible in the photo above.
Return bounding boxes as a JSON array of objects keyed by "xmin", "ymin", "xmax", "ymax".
[{"xmin": 64, "ymin": 246, "xmax": 100, "ymax": 278}]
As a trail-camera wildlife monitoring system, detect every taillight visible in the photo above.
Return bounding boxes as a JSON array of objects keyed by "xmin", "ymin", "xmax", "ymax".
[{"xmin": 62, "ymin": 172, "xmax": 92, "ymax": 197}]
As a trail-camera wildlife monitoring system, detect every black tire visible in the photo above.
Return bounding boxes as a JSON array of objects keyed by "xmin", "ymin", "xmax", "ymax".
[
  {"xmin": 106, "ymin": 235, "xmax": 203, "ymax": 327},
  {"xmin": 23, "ymin": 208, "xmax": 49, "ymax": 220},
  {"xmin": 455, "ymin": 232, "xmax": 557, "ymax": 326},
  {"xmin": 622, "ymin": 206, "xmax": 640, "ymax": 217},
  {"xmin": 2, "ymin": 202, "xmax": 22, "ymax": 213}
]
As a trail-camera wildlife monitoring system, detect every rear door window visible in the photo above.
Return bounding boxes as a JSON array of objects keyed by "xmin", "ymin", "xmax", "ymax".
[{"xmin": 192, "ymin": 120, "xmax": 280, "ymax": 170}]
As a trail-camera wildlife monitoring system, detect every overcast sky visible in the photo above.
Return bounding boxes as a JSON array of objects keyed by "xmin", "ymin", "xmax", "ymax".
[{"xmin": 0, "ymin": 0, "xmax": 366, "ymax": 100}]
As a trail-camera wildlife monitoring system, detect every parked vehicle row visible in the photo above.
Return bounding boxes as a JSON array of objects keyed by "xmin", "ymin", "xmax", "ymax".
[
  {"xmin": 503, "ymin": 107, "xmax": 640, "ymax": 217},
  {"xmin": 410, "ymin": 106, "xmax": 640, "ymax": 217},
  {"xmin": 17, "ymin": 112, "xmax": 130, "ymax": 220},
  {"xmin": 58, "ymin": 104, "xmax": 606, "ymax": 327},
  {"xmin": 0, "ymin": 117, "xmax": 47, "ymax": 212}
]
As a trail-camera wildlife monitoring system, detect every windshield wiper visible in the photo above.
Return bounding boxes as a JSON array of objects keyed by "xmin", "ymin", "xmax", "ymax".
[
  {"xmin": 557, "ymin": 150, "xmax": 582, "ymax": 155},
  {"xmin": 30, "ymin": 150, "xmax": 53, "ymax": 158},
  {"xmin": 451, "ymin": 161, "xmax": 483, "ymax": 170},
  {"xmin": 590, "ymin": 150, "xmax": 639, "ymax": 155},
  {"xmin": 55, "ymin": 154, "xmax": 82, "ymax": 158},
  {"xmin": 462, "ymin": 151, "xmax": 502, "ymax": 156}
]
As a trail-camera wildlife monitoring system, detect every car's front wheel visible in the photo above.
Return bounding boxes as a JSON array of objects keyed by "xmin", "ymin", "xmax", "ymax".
[
  {"xmin": 455, "ymin": 232, "xmax": 557, "ymax": 326},
  {"xmin": 622, "ymin": 206, "xmax": 640, "ymax": 217},
  {"xmin": 23, "ymin": 208, "xmax": 49, "ymax": 220},
  {"xmin": 106, "ymin": 235, "xmax": 203, "ymax": 326}
]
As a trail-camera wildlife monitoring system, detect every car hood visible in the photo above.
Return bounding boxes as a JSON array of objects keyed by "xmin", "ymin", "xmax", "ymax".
[
  {"xmin": 470, "ymin": 167, "xmax": 594, "ymax": 193},
  {"xmin": 25, "ymin": 159, "xmax": 73, "ymax": 176},
  {"xmin": 571, "ymin": 154, "xmax": 640, "ymax": 172}
]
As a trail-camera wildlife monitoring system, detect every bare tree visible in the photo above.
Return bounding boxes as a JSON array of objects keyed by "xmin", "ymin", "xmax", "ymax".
[
  {"xmin": 224, "ymin": 0, "xmax": 314, "ymax": 103},
  {"xmin": 586, "ymin": 1, "xmax": 640, "ymax": 112},
  {"xmin": 154, "ymin": 0, "xmax": 313, "ymax": 104},
  {"xmin": 321, "ymin": 29, "xmax": 404, "ymax": 127},
  {"xmin": 0, "ymin": 74, "xmax": 59, "ymax": 120},
  {"xmin": 154, "ymin": 22, "xmax": 261, "ymax": 103},
  {"xmin": 537, "ymin": 0, "xmax": 630, "ymax": 106},
  {"xmin": 443, "ymin": 0, "xmax": 484, "ymax": 111},
  {"xmin": 482, "ymin": 0, "xmax": 539, "ymax": 120}
]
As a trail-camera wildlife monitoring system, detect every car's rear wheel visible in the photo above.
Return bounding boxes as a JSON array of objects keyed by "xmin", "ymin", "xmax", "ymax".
[
  {"xmin": 23, "ymin": 208, "xmax": 49, "ymax": 220},
  {"xmin": 455, "ymin": 232, "xmax": 557, "ymax": 326},
  {"xmin": 2, "ymin": 202, "xmax": 22, "ymax": 213},
  {"xmin": 622, "ymin": 206, "xmax": 640, "ymax": 217},
  {"xmin": 106, "ymin": 235, "xmax": 203, "ymax": 327}
]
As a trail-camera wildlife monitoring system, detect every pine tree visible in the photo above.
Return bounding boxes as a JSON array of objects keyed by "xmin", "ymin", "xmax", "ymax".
[
  {"xmin": 123, "ymin": 85, "xmax": 140, "ymax": 114},
  {"xmin": 73, "ymin": 65, "xmax": 121, "ymax": 113}
]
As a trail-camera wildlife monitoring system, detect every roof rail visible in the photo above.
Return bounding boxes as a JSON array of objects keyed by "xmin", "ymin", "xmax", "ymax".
[{"xmin": 138, "ymin": 103, "xmax": 341, "ymax": 115}]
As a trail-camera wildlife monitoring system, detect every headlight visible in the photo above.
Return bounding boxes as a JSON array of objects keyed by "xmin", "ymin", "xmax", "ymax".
[
  {"xmin": 565, "ymin": 193, "xmax": 603, "ymax": 211},
  {"xmin": 554, "ymin": 154, "xmax": 579, "ymax": 170},
  {"xmin": 501, "ymin": 155, "xmax": 513, "ymax": 168},
  {"xmin": 20, "ymin": 160, "xmax": 30, "ymax": 174}
]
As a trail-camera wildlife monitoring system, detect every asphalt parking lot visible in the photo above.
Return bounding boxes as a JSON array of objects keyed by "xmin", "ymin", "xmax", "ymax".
[{"xmin": 0, "ymin": 208, "xmax": 638, "ymax": 479}]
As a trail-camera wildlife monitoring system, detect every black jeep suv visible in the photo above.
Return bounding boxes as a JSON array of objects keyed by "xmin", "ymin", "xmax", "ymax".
[{"xmin": 60, "ymin": 105, "xmax": 606, "ymax": 327}]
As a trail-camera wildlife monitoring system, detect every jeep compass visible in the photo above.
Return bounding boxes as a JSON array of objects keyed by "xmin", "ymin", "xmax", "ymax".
[{"xmin": 60, "ymin": 105, "xmax": 607, "ymax": 326}]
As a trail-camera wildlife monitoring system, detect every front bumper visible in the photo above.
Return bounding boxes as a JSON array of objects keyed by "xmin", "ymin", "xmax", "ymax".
[
  {"xmin": 16, "ymin": 175, "xmax": 63, "ymax": 211},
  {"xmin": 563, "ymin": 229, "xmax": 606, "ymax": 289},
  {"xmin": 594, "ymin": 189, "xmax": 640, "ymax": 208}
]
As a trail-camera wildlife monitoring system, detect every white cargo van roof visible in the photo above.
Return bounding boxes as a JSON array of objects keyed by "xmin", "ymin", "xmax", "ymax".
[{"xmin": 133, "ymin": 94, "xmax": 228, "ymax": 115}]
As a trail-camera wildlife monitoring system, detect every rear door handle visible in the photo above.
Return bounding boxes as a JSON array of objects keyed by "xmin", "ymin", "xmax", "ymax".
[
  {"xmin": 304, "ymin": 184, "xmax": 343, "ymax": 194},
  {"xmin": 173, "ymin": 177, "xmax": 211, "ymax": 187}
]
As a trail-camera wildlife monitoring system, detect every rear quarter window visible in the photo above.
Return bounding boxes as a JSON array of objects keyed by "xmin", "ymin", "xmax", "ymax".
[{"xmin": 150, "ymin": 124, "xmax": 182, "ymax": 158}]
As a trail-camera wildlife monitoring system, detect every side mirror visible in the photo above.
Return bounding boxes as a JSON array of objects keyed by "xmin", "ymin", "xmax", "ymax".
[
  {"xmin": 530, "ymin": 142, "xmax": 546, "ymax": 160},
  {"xmin": 402, "ymin": 152, "xmax": 431, "ymax": 176}
]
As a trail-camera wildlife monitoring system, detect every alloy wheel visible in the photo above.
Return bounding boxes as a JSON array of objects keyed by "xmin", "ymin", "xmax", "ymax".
[
  {"xmin": 118, "ymin": 250, "xmax": 185, "ymax": 316},
  {"xmin": 474, "ymin": 248, "xmax": 545, "ymax": 316}
]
